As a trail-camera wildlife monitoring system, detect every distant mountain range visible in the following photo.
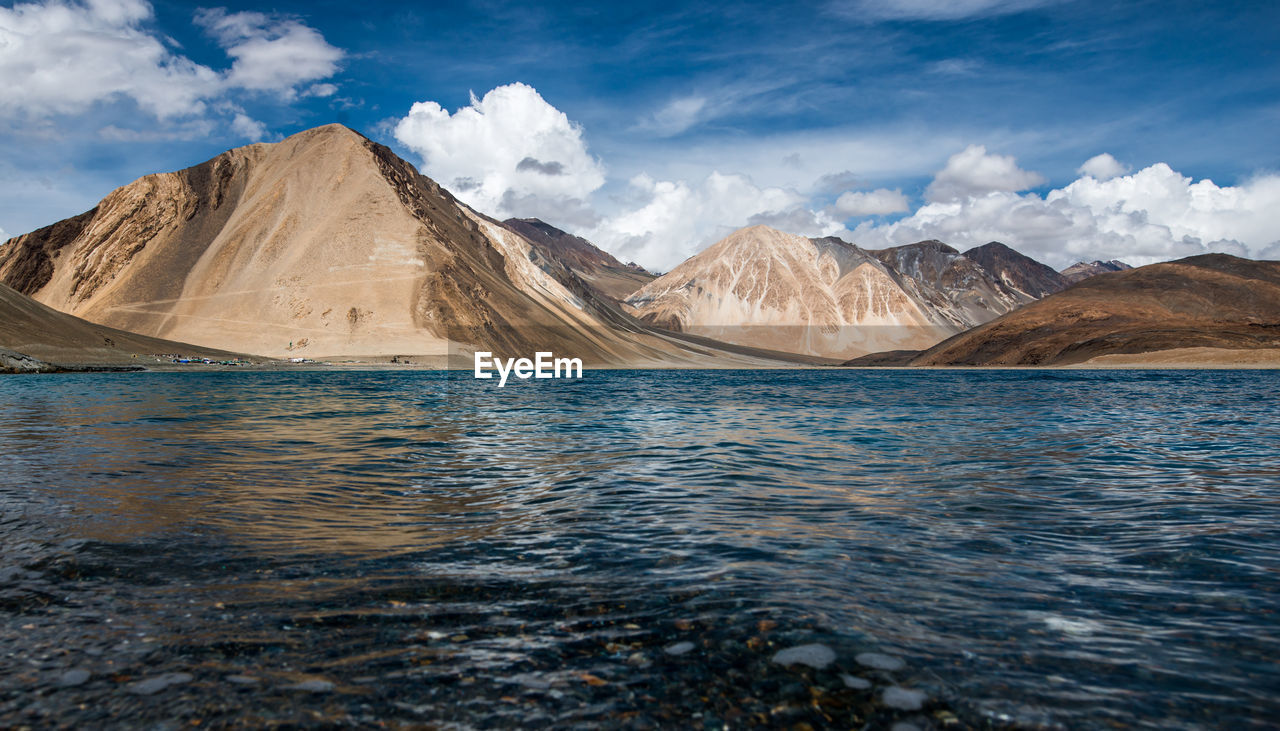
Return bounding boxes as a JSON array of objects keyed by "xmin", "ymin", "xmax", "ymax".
[
  {"xmin": 624, "ymin": 229, "xmax": 1070, "ymax": 358},
  {"xmin": 1, "ymin": 123, "xmax": 1274, "ymax": 369}
]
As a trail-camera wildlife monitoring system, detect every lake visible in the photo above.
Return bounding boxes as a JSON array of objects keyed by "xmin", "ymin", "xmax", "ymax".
[{"xmin": 2, "ymin": 369, "xmax": 1278, "ymax": 728}]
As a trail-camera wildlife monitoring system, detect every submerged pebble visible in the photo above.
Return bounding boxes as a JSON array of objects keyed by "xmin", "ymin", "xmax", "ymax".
[
  {"xmin": 840, "ymin": 673, "xmax": 872, "ymax": 690},
  {"xmin": 771, "ymin": 643, "xmax": 836, "ymax": 669},
  {"xmin": 882, "ymin": 686, "xmax": 927, "ymax": 710},
  {"xmin": 286, "ymin": 679, "xmax": 335, "ymax": 692},
  {"xmin": 128, "ymin": 672, "xmax": 192, "ymax": 696},
  {"xmin": 58, "ymin": 669, "xmax": 91, "ymax": 687},
  {"xmin": 856, "ymin": 652, "xmax": 906, "ymax": 671},
  {"xmin": 664, "ymin": 641, "xmax": 695, "ymax": 656}
]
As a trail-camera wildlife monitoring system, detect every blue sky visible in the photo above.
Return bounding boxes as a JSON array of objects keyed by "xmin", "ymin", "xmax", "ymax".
[{"xmin": 1, "ymin": 0, "xmax": 1278, "ymax": 269}]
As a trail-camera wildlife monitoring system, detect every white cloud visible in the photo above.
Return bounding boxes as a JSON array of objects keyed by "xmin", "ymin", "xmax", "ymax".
[
  {"xmin": 832, "ymin": 188, "xmax": 909, "ymax": 216},
  {"xmin": 393, "ymin": 83, "xmax": 606, "ymax": 219},
  {"xmin": 1077, "ymin": 152, "xmax": 1128, "ymax": 180},
  {"xmin": 195, "ymin": 8, "xmax": 342, "ymax": 99},
  {"xmin": 390, "ymin": 83, "xmax": 1279, "ymax": 274},
  {"xmin": 925, "ymin": 144, "xmax": 1046, "ymax": 202},
  {"xmin": 304, "ymin": 83, "xmax": 338, "ymax": 98},
  {"xmin": 848, "ymin": 156, "xmax": 1280, "ymax": 268},
  {"xmin": 0, "ymin": 0, "xmax": 220, "ymax": 118},
  {"xmin": 586, "ymin": 172, "xmax": 845, "ymax": 271},
  {"xmin": 0, "ymin": 1, "xmax": 341, "ymax": 124},
  {"xmin": 839, "ymin": 0, "xmax": 1059, "ymax": 21},
  {"xmin": 635, "ymin": 95, "xmax": 708, "ymax": 137},
  {"xmin": 230, "ymin": 112, "xmax": 266, "ymax": 141}
]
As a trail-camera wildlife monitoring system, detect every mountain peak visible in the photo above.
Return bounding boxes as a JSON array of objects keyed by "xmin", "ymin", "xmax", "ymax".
[
  {"xmin": 1060, "ymin": 259, "xmax": 1133, "ymax": 284},
  {"xmin": 961, "ymin": 241, "xmax": 1067, "ymax": 299}
]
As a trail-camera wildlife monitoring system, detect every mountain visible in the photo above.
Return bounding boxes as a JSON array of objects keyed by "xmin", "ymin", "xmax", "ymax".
[
  {"xmin": 0, "ymin": 125, "xmax": 766, "ymax": 366},
  {"xmin": 908, "ymin": 254, "xmax": 1280, "ymax": 366},
  {"xmin": 868, "ymin": 239, "xmax": 1033, "ymax": 323},
  {"xmin": 500, "ymin": 217, "xmax": 654, "ymax": 301},
  {"xmin": 625, "ymin": 226, "xmax": 1022, "ymax": 359},
  {"xmin": 0, "ymin": 281, "xmax": 248, "ymax": 369},
  {"xmin": 963, "ymin": 241, "xmax": 1068, "ymax": 299},
  {"xmin": 1061, "ymin": 259, "xmax": 1132, "ymax": 284},
  {"xmin": 625, "ymin": 227, "xmax": 1044, "ymax": 359}
]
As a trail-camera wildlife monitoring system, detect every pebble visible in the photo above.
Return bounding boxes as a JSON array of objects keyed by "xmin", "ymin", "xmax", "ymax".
[
  {"xmin": 58, "ymin": 669, "xmax": 91, "ymax": 687},
  {"xmin": 664, "ymin": 641, "xmax": 695, "ymax": 656},
  {"xmin": 839, "ymin": 673, "xmax": 872, "ymax": 690},
  {"xmin": 856, "ymin": 652, "xmax": 906, "ymax": 671},
  {"xmin": 891, "ymin": 723, "xmax": 922, "ymax": 731},
  {"xmin": 286, "ymin": 679, "xmax": 335, "ymax": 692},
  {"xmin": 128, "ymin": 672, "xmax": 192, "ymax": 696},
  {"xmin": 771, "ymin": 643, "xmax": 836, "ymax": 669},
  {"xmin": 882, "ymin": 686, "xmax": 927, "ymax": 711},
  {"xmin": 225, "ymin": 675, "xmax": 259, "ymax": 685}
]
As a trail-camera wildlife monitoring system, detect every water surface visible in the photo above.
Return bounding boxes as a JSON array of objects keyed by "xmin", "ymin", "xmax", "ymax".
[{"xmin": 2, "ymin": 369, "xmax": 1278, "ymax": 728}]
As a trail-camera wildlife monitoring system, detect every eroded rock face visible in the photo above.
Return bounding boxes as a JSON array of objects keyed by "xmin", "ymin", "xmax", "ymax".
[
  {"xmin": 624, "ymin": 226, "xmax": 1035, "ymax": 359},
  {"xmin": 0, "ymin": 125, "xmax": 706, "ymax": 364}
]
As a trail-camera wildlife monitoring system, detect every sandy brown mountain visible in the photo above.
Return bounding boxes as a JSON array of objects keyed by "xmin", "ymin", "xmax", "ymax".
[
  {"xmin": 625, "ymin": 227, "xmax": 1035, "ymax": 359},
  {"xmin": 906, "ymin": 254, "xmax": 1280, "ymax": 366},
  {"xmin": 1060, "ymin": 259, "xmax": 1132, "ymax": 285},
  {"xmin": 501, "ymin": 218, "xmax": 654, "ymax": 302},
  {"xmin": 0, "ymin": 124, "xmax": 774, "ymax": 366},
  {"xmin": 0, "ymin": 282, "xmax": 248, "ymax": 370}
]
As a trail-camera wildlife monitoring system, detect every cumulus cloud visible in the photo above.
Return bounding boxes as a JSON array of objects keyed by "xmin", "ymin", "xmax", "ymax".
[
  {"xmin": 195, "ymin": 8, "xmax": 342, "ymax": 99},
  {"xmin": 832, "ymin": 188, "xmax": 909, "ymax": 216},
  {"xmin": 391, "ymin": 83, "xmax": 1279, "ymax": 274},
  {"xmin": 230, "ymin": 112, "xmax": 267, "ymax": 141},
  {"xmin": 304, "ymin": 83, "xmax": 338, "ymax": 98},
  {"xmin": 1077, "ymin": 152, "xmax": 1128, "ymax": 180},
  {"xmin": 0, "ymin": 0, "xmax": 219, "ymax": 118},
  {"xmin": 393, "ymin": 83, "xmax": 606, "ymax": 219},
  {"xmin": 848, "ymin": 157, "xmax": 1280, "ymax": 269},
  {"xmin": 0, "ymin": 1, "xmax": 340, "ymax": 123},
  {"xmin": 925, "ymin": 144, "xmax": 1045, "ymax": 202}
]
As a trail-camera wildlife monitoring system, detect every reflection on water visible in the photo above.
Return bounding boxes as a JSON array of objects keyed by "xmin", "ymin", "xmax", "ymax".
[{"xmin": 1, "ymin": 369, "xmax": 1279, "ymax": 728}]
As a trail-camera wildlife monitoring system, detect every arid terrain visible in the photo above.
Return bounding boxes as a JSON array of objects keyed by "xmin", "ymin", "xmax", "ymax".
[{"xmin": 846, "ymin": 254, "xmax": 1280, "ymax": 367}]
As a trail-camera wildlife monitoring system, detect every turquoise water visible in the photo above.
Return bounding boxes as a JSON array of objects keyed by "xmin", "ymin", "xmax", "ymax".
[{"xmin": 1, "ymin": 369, "xmax": 1278, "ymax": 728}]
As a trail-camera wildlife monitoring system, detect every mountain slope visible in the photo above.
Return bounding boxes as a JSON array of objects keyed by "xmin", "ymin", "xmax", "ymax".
[
  {"xmin": 0, "ymin": 282, "xmax": 248, "ymax": 367},
  {"xmin": 625, "ymin": 227, "xmax": 1043, "ymax": 359},
  {"xmin": 501, "ymin": 218, "xmax": 654, "ymax": 301},
  {"xmin": 0, "ymin": 125, "xmax": 756, "ymax": 365},
  {"xmin": 963, "ymin": 241, "xmax": 1068, "ymax": 299},
  {"xmin": 910, "ymin": 254, "xmax": 1280, "ymax": 366}
]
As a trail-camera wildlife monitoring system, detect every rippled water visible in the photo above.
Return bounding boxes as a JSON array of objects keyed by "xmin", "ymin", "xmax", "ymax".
[{"xmin": 2, "ymin": 369, "xmax": 1278, "ymax": 728}]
